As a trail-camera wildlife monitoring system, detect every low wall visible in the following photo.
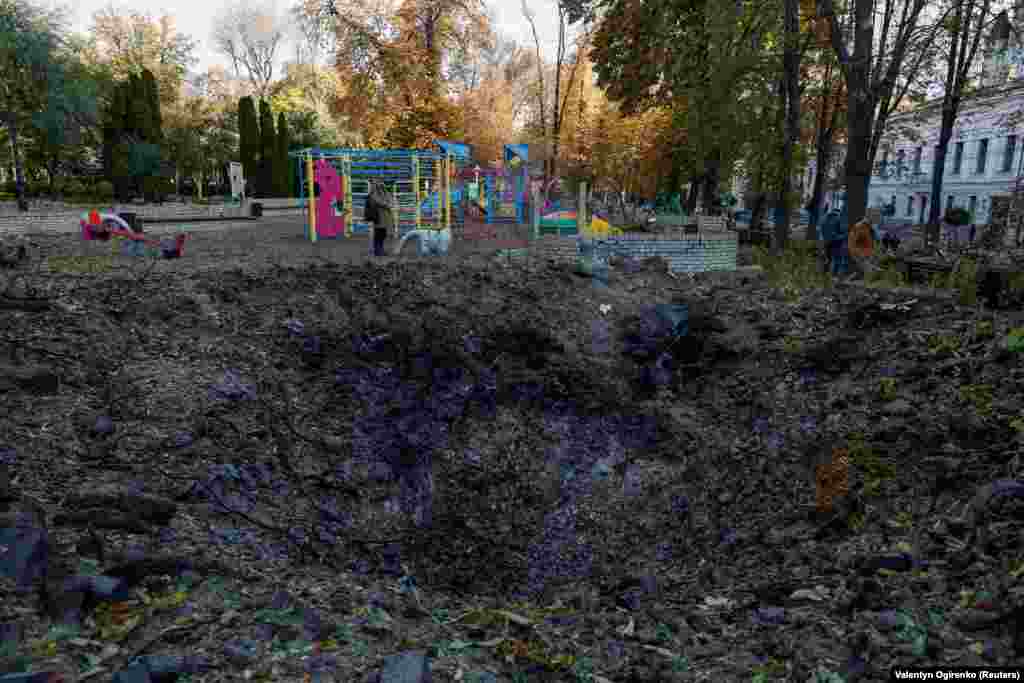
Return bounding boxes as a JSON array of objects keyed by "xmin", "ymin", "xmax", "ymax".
[
  {"xmin": 0, "ymin": 213, "xmax": 258, "ymax": 235},
  {"xmin": 256, "ymin": 197, "xmax": 303, "ymax": 209},
  {"xmin": 0, "ymin": 200, "xmax": 253, "ymax": 219},
  {"xmin": 532, "ymin": 232, "xmax": 738, "ymax": 273}
]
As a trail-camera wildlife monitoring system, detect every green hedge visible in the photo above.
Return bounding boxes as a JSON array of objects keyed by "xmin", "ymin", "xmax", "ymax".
[{"xmin": 0, "ymin": 178, "xmax": 115, "ymax": 202}]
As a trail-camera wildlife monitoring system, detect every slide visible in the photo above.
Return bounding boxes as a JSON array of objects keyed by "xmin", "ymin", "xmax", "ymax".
[{"xmin": 540, "ymin": 210, "xmax": 622, "ymax": 237}]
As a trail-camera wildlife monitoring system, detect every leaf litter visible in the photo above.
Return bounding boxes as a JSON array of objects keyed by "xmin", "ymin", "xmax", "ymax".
[{"xmin": 1, "ymin": 222, "xmax": 1023, "ymax": 681}]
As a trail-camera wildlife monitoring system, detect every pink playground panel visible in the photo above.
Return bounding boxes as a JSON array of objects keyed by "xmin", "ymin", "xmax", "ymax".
[{"xmin": 314, "ymin": 159, "xmax": 346, "ymax": 239}]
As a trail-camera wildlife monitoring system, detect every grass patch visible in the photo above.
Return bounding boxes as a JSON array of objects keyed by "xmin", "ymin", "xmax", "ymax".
[
  {"xmin": 751, "ymin": 242, "xmax": 830, "ymax": 297},
  {"xmin": 866, "ymin": 256, "xmax": 908, "ymax": 288},
  {"xmin": 47, "ymin": 254, "xmax": 115, "ymax": 274},
  {"xmin": 928, "ymin": 257, "xmax": 979, "ymax": 306}
]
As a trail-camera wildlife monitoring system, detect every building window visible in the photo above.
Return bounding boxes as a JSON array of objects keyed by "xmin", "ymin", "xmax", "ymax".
[
  {"xmin": 890, "ymin": 194, "xmax": 896, "ymax": 214},
  {"xmin": 907, "ymin": 196, "xmax": 914, "ymax": 217},
  {"xmin": 914, "ymin": 147, "xmax": 923, "ymax": 174},
  {"xmin": 969, "ymin": 196, "xmax": 977, "ymax": 220},
  {"xmin": 879, "ymin": 149, "xmax": 889, "ymax": 177},
  {"xmin": 953, "ymin": 141, "xmax": 964, "ymax": 175},
  {"xmin": 977, "ymin": 139, "xmax": 988, "ymax": 174},
  {"xmin": 947, "ymin": 195, "xmax": 954, "ymax": 212},
  {"xmin": 1004, "ymin": 135, "xmax": 1018, "ymax": 173},
  {"xmin": 896, "ymin": 150, "xmax": 905, "ymax": 178}
]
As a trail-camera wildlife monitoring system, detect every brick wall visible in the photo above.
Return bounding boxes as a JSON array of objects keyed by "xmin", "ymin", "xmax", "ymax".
[
  {"xmin": 532, "ymin": 233, "xmax": 738, "ymax": 273},
  {"xmin": 697, "ymin": 216, "xmax": 728, "ymax": 232}
]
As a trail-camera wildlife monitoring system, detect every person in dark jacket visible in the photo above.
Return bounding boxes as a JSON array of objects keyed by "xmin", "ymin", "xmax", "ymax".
[
  {"xmin": 818, "ymin": 205, "xmax": 849, "ymax": 275},
  {"xmin": 365, "ymin": 182, "xmax": 393, "ymax": 257}
]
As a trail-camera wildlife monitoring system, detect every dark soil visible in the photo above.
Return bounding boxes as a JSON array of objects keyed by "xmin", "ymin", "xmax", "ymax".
[{"xmin": 2, "ymin": 218, "xmax": 1024, "ymax": 682}]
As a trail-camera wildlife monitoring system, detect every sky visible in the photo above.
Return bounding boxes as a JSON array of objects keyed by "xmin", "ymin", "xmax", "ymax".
[{"xmin": 65, "ymin": 0, "xmax": 567, "ymax": 78}]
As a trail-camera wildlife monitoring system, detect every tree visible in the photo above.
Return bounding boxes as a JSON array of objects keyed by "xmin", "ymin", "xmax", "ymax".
[
  {"xmin": 925, "ymin": 0, "xmax": 995, "ymax": 243},
  {"xmin": 312, "ymin": 0, "xmax": 487, "ymax": 146},
  {"xmin": 102, "ymin": 68, "xmax": 163, "ymax": 200},
  {"xmin": 161, "ymin": 65, "xmax": 243, "ymax": 198},
  {"xmin": 258, "ymin": 99, "xmax": 275, "ymax": 197},
  {"xmin": 237, "ymin": 96, "xmax": 258, "ymax": 194},
  {"xmin": 589, "ymin": 102, "xmax": 671, "ymax": 215},
  {"xmin": 164, "ymin": 95, "xmax": 207, "ymax": 195},
  {"xmin": 290, "ymin": 0, "xmax": 336, "ymax": 66},
  {"xmin": 275, "ymin": 111, "xmax": 290, "ymax": 197},
  {"xmin": 521, "ymin": 0, "xmax": 587, "ymax": 182},
  {"xmin": 588, "ymin": 0, "xmax": 780, "ymax": 214},
  {"xmin": 815, "ymin": 0, "xmax": 941, "ymax": 231},
  {"xmin": 211, "ymin": 0, "xmax": 285, "ymax": 99},
  {"xmin": 0, "ymin": 0, "xmax": 93, "ymax": 207},
  {"xmin": 141, "ymin": 68, "xmax": 163, "ymax": 143},
  {"xmin": 775, "ymin": 0, "xmax": 803, "ymax": 251},
  {"xmin": 20, "ymin": 35, "xmax": 103, "ymax": 194},
  {"xmin": 86, "ymin": 9, "xmax": 197, "ymax": 108},
  {"xmin": 804, "ymin": 30, "xmax": 847, "ymax": 239}
]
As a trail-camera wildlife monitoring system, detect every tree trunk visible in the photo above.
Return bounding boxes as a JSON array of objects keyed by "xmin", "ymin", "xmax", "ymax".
[
  {"xmin": 808, "ymin": 138, "xmax": 832, "ymax": 239},
  {"xmin": 807, "ymin": 61, "xmax": 840, "ymax": 240},
  {"xmin": 844, "ymin": 83, "xmax": 874, "ymax": 232},
  {"xmin": 776, "ymin": 0, "xmax": 801, "ymax": 253},
  {"xmin": 5, "ymin": 117, "xmax": 27, "ymax": 211},
  {"xmin": 686, "ymin": 176, "xmax": 702, "ymax": 213},
  {"xmin": 927, "ymin": 106, "xmax": 957, "ymax": 243},
  {"xmin": 702, "ymin": 155, "xmax": 721, "ymax": 215},
  {"xmin": 751, "ymin": 192, "xmax": 768, "ymax": 238}
]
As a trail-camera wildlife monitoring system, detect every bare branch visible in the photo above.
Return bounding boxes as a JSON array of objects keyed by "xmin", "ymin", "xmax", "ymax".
[{"xmin": 211, "ymin": 0, "xmax": 285, "ymax": 98}]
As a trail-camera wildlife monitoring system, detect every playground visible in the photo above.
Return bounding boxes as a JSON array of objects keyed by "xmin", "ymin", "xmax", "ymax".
[{"xmin": 290, "ymin": 139, "xmax": 629, "ymax": 257}]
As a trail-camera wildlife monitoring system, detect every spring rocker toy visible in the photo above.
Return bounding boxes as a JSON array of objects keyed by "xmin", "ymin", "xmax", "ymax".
[{"xmin": 80, "ymin": 210, "xmax": 188, "ymax": 259}]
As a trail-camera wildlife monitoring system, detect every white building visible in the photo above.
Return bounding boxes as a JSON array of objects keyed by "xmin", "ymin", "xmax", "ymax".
[{"xmin": 867, "ymin": 7, "xmax": 1024, "ymax": 226}]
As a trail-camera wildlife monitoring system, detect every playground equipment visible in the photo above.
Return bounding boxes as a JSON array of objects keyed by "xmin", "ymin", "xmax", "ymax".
[
  {"xmin": 459, "ymin": 144, "xmax": 531, "ymax": 225},
  {"xmin": 79, "ymin": 210, "xmax": 187, "ymax": 258},
  {"xmin": 293, "ymin": 141, "xmax": 533, "ymax": 256},
  {"xmin": 539, "ymin": 209, "xmax": 622, "ymax": 237},
  {"xmin": 291, "ymin": 140, "xmax": 471, "ymax": 247}
]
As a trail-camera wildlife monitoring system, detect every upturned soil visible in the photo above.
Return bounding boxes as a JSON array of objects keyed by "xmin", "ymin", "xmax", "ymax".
[{"xmin": 2, "ymin": 217, "xmax": 1024, "ymax": 682}]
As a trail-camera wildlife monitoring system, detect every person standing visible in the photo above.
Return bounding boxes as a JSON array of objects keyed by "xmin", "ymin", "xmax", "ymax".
[
  {"xmin": 819, "ymin": 205, "xmax": 849, "ymax": 275},
  {"xmin": 365, "ymin": 182, "xmax": 394, "ymax": 257}
]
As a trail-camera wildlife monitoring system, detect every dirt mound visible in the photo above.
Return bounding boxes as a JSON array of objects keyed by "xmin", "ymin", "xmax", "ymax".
[{"xmin": 3, "ymin": 224, "xmax": 1024, "ymax": 681}]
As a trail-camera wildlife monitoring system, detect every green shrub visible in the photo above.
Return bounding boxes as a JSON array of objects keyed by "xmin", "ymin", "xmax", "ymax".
[
  {"xmin": 1, "ymin": 180, "xmax": 16, "ymax": 195},
  {"xmin": 65, "ymin": 179, "xmax": 87, "ymax": 197},
  {"xmin": 927, "ymin": 258, "xmax": 979, "ymax": 305},
  {"xmin": 751, "ymin": 242, "xmax": 830, "ymax": 298},
  {"xmin": 95, "ymin": 180, "xmax": 114, "ymax": 200},
  {"xmin": 141, "ymin": 175, "xmax": 166, "ymax": 202}
]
